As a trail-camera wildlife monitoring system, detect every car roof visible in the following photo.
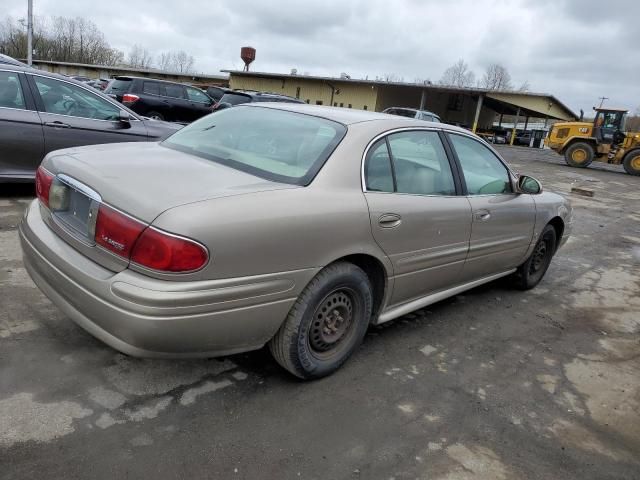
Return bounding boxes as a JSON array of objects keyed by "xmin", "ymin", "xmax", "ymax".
[
  {"xmin": 241, "ymin": 103, "xmax": 468, "ymax": 132},
  {"xmin": 225, "ymin": 90, "xmax": 302, "ymax": 101},
  {"xmin": 385, "ymin": 107, "xmax": 440, "ymax": 116},
  {"xmin": 113, "ymin": 75, "xmax": 189, "ymax": 86}
]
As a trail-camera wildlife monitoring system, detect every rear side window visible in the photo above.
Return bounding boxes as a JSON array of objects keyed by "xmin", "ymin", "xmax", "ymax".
[
  {"xmin": 164, "ymin": 84, "xmax": 185, "ymax": 99},
  {"xmin": 0, "ymin": 72, "xmax": 26, "ymax": 109},
  {"xmin": 364, "ymin": 139, "xmax": 394, "ymax": 192},
  {"xmin": 142, "ymin": 81, "xmax": 162, "ymax": 95},
  {"xmin": 105, "ymin": 79, "xmax": 131, "ymax": 94},
  {"xmin": 162, "ymin": 106, "xmax": 346, "ymax": 186},
  {"xmin": 219, "ymin": 93, "xmax": 251, "ymax": 105}
]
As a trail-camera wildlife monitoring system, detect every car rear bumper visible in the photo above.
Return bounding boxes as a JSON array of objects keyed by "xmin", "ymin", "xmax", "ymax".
[{"xmin": 20, "ymin": 200, "xmax": 316, "ymax": 358}]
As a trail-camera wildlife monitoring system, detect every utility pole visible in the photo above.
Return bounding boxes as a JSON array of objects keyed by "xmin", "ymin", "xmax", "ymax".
[
  {"xmin": 598, "ymin": 96, "xmax": 608, "ymax": 108},
  {"xmin": 27, "ymin": 0, "xmax": 33, "ymax": 66}
]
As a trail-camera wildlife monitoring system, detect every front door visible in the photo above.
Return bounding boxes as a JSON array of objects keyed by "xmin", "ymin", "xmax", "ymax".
[
  {"xmin": 0, "ymin": 70, "xmax": 44, "ymax": 179},
  {"xmin": 27, "ymin": 74, "xmax": 148, "ymax": 155},
  {"xmin": 364, "ymin": 130, "xmax": 472, "ymax": 307},
  {"xmin": 446, "ymin": 133, "xmax": 536, "ymax": 282},
  {"xmin": 593, "ymin": 110, "xmax": 625, "ymax": 144}
]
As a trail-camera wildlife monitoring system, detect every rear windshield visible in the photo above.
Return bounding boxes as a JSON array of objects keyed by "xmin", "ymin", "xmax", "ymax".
[
  {"xmin": 105, "ymin": 79, "xmax": 131, "ymax": 94},
  {"xmin": 162, "ymin": 106, "xmax": 346, "ymax": 185},
  {"xmin": 219, "ymin": 93, "xmax": 252, "ymax": 105}
]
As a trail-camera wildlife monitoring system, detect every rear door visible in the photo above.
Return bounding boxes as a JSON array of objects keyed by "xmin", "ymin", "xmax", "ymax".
[
  {"xmin": 28, "ymin": 73, "xmax": 149, "ymax": 154},
  {"xmin": 0, "ymin": 69, "xmax": 44, "ymax": 179},
  {"xmin": 364, "ymin": 129, "xmax": 471, "ymax": 307},
  {"xmin": 162, "ymin": 83, "xmax": 190, "ymax": 122},
  {"xmin": 446, "ymin": 132, "xmax": 535, "ymax": 281}
]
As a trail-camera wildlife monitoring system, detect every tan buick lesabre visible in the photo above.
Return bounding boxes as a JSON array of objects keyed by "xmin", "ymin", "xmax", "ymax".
[{"xmin": 20, "ymin": 104, "xmax": 572, "ymax": 379}]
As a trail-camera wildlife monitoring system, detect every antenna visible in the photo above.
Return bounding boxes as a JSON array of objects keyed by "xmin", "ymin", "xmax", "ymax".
[{"xmin": 598, "ymin": 96, "xmax": 608, "ymax": 108}]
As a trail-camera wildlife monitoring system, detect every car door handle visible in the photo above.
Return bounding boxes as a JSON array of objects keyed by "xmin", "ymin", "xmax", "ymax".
[
  {"xmin": 378, "ymin": 213, "xmax": 402, "ymax": 228},
  {"xmin": 474, "ymin": 209, "xmax": 491, "ymax": 221},
  {"xmin": 44, "ymin": 121, "xmax": 70, "ymax": 128}
]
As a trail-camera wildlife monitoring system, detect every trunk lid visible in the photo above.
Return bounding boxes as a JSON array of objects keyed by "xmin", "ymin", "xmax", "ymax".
[{"xmin": 42, "ymin": 142, "xmax": 295, "ymax": 223}]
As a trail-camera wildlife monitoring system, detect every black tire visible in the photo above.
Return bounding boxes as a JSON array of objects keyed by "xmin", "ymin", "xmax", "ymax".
[
  {"xmin": 564, "ymin": 142, "xmax": 594, "ymax": 168},
  {"xmin": 513, "ymin": 224, "xmax": 557, "ymax": 290},
  {"xmin": 269, "ymin": 262, "xmax": 373, "ymax": 379},
  {"xmin": 146, "ymin": 111, "xmax": 164, "ymax": 121},
  {"xmin": 622, "ymin": 149, "xmax": 640, "ymax": 176}
]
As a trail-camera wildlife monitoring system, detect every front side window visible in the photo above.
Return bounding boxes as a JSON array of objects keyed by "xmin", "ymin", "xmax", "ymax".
[
  {"xmin": 0, "ymin": 72, "xmax": 26, "ymax": 109},
  {"xmin": 388, "ymin": 131, "xmax": 456, "ymax": 195},
  {"xmin": 162, "ymin": 106, "xmax": 346, "ymax": 185},
  {"xmin": 449, "ymin": 133, "xmax": 512, "ymax": 195},
  {"xmin": 33, "ymin": 76, "xmax": 121, "ymax": 120},
  {"xmin": 186, "ymin": 87, "xmax": 211, "ymax": 104}
]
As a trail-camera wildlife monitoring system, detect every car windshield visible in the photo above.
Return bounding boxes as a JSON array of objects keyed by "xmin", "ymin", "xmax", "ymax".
[
  {"xmin": 162, "ymin": 106, "xmax": 347, "ymax": 185},
  {"xmin": 219, "ymin": 92, "xmax": 252, "ymax": 105}
]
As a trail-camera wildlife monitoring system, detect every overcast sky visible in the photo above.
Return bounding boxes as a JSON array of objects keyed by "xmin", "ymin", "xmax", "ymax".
[{"xmin": 4, "ymin": 0, "xmax": 638, "ymax": 114}]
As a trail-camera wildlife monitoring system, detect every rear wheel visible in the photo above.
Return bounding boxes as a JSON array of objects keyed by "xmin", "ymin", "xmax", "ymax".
[
  {"xmin": 564, "ymin": 142, "xmax": 594, "ymax": 168},
  {"xmin": 147, "ymin": 111, "xmax": 164, "ymax": 121},
  {"xmin": 513, "ymin": 224, "xmax": 557, "ymax": 290},
  {"xmin": 622, "ymin": 150, "xmax": 640, "ymax": 176},
  {"xmin": 269, "ymin": 262, "xmax": 373, "ymax": 379}
]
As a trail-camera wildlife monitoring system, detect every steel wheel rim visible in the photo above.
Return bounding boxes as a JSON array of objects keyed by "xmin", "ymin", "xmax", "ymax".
[
  {"xmin": 631, "ymin": 155, "xmax": 640, "ymax": 170},
  {"xmin": 308, "ymin": 288, "xmax": 355, "ymax": 359},
  {"xmin": 572, "ymin": 149, "xmax": 587, "ymax": 163},
  {"xmin": 529, "ymin": 237, "xmax": 550, "ymax": 275}
]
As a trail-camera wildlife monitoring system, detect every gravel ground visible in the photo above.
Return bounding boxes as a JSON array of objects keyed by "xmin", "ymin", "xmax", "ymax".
[{"xmin": 1, "ymin": 146, "xmax": 639, "ymax": 479}]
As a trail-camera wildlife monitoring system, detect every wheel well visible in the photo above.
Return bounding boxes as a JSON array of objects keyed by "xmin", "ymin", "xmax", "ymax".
[
  {"xmin": 338, "ymin": 254, "xmax": 387, "ymax": 321},
  {"xmin": 547, "ymin": 217, "xmax": 564, "ymax": 251}
]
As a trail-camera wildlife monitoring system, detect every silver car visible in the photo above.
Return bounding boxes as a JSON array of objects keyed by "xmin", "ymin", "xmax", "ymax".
[{"xmin": 20, "ymin": 104, "xmax": 572, "ymax": 379}]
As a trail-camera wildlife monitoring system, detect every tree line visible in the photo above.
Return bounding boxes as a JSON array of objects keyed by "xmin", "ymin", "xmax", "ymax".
[
  {"xmin": 0, "ymin": 15, "xmax": 195, "ymax": 74},
  {"xmin": 439, "ymin": 59, "xmax": 530, "ymax": 92}
]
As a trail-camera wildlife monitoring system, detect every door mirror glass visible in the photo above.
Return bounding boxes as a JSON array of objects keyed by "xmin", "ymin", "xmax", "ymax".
[{"xmin": 517, "ymin": 175, "xmax": 542, "ymax": 194}]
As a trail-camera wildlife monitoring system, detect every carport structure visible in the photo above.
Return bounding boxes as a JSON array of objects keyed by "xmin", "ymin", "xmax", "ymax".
[{"xmin": 225, "ymin": 70, "xmax": 576, "ymax": 135}]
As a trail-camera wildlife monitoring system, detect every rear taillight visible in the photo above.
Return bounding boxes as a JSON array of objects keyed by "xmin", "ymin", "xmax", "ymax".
[
  {"xmin": 94, "ymin": 205, "xmax": 145, "ymax": 257},
  {"xmin": 131, "ymin": 228, "xmax": 209, "ymax": 272},
  {"xmin": 94, "ymin": 205, "xmax": 208, "ymax": 272},
  {"xmin": 122, "ymin": 93, "xmax": 139, "ymax": 104},
  {"xmin": 35, "ymin": 166, "xmax": 54, "ymax": 207}
]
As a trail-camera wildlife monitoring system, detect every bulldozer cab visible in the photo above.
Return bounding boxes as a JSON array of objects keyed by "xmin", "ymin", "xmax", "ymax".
[{"xmin": 593, "ymin": 108, "xmax": 627, "ymax": 144}]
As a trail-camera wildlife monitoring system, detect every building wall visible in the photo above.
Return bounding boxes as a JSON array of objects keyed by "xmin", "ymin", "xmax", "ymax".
[
  {"xmin": 229, "ymin": 76, "xmax": 379, "ymax": 110},
  {"xmin": 487, "ymin": 93, "xmax": 573, "ymax": 121}
]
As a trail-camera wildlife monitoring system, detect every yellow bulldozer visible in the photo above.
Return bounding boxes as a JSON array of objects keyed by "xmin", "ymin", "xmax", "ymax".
[{"xmin": 545, "ymin": 107, "xmax": 640, "ymax": 176}]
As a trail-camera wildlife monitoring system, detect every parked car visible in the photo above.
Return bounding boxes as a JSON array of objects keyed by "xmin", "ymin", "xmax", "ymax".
[
  {"xmin": 0, "ymin": 64, "xmax": 182, "ymax": 182},
  {"xmin": 383, "ymin": 107, "xmax": 441, "ymax": 122},
  {"xmin": 105, "ymin": 76, "xmax": 215, "ymax": 123},
  {"xmin": 515, "ymin": 131, "xmax": 532, "ymax": 146},
  {"xmin": 87, "ymin": 78, "xmax": 110, "ymax": 91},
  {"xmin": 21, "ymin": 103, "xmax": 572, "ymax": 379},
  {"xmin": 0, "ymin": 54, "xmax": 29, "ymax": 67},
  {"xmin": 213, "ymin": 90, "xmax": 305, "ymax": 111},
  {"xmin": 203, "ymin": 85, "xmax": 232, "ymax": 102},
  {"xmin": 70, "ymin": 75, "xmax": 91, "ymax": 82}
]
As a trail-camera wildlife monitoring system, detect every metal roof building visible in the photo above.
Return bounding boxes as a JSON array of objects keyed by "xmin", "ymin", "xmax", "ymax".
[{"xmin": 223, "ymin": 70, "xmax": 576, "ymax": 132}]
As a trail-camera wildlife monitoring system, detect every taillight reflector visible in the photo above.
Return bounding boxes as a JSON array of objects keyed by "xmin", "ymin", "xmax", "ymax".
[
  {"xmin": 131, "ymin": 228, "xmax": 208, "ymax": 272},
  {"xmin": 94, "ymin": 205, "xmax": 145, "ymax": 257},
  {"xmin": 35, "ymin": 166, "xmax": 54, "ymax": 207},
  {"xmin": 122, "ymin": 93, "xmax": 139, "ymax": 104}
]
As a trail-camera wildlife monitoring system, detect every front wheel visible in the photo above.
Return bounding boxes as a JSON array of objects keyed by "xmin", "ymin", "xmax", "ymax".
[
  {"xmin": 564, "ymin": 142, "xmax": 594, "ymax": 168},
  {"xmin": 513, "ymin": 224, "xmax": 557, "ymax": 290},
  {"xmin": 269, "ymin": 262, "xmax": 373, "ymax": 379},
  {"xmin": 622, "ymin": 149, "xmax": 640, "ymax": 176}
]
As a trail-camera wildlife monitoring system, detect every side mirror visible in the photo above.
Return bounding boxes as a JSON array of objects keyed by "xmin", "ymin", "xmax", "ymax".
[
  {"xmin": 516, "ymin": 175, "xmax": 542, "ymax": 194},
  {"xmin": 118, "ymin": 110, "xmax": 132, "ymax": 126}
]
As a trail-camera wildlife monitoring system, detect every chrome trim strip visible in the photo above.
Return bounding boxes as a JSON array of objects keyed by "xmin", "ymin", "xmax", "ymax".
[
  {"xmin": 57, "ymin": 174, "xmax": 102, "ymax": 202},
  {"xmin": 376, "ymin": 269, "xmax": 516, "ymax": 324}
]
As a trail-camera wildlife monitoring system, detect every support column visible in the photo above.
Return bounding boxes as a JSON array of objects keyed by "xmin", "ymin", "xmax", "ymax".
[
  {"xmin": 472, "ymin": 94, "xmax": 484, "ymax": 133},
  {"xmin": 510, "ymin": 107, "xmax": 521, "ymax": 146},
  {"xmin": 498, "ymin": 113, "xmax": 503, "ymax": 127},
  {"xmin": 419, "ymin": 89, "xmax": 427, "ymax": 110},
  {"xmin": 524, "ymin": 116, "xmax": 529, "ymax": 131}
]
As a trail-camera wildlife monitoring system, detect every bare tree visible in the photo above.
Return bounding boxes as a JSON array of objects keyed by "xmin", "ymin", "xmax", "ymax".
[
  {"xmin": 517, "ymin": 80, "xmax": 531, "ymax": 92},
  {"xmin": 480, "ymin": 63, "xmax": 513, "ymax": 90},
  {"xmin": 128, "ymin": 44, "xmax": 153, "ymax": 69},
  {"xmin": 157, "ymin": 50, "xmax": 195, "ymax": 73},
  {"xmin": 439, "ymin": 59, "xmax": 475, "ymax": 88}
]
